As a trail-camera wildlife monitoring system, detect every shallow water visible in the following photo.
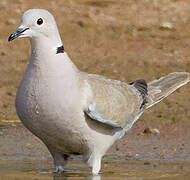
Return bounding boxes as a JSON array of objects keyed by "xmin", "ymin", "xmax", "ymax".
[{"xmin": 0, "ymin": 159, "xmax": 190, "ymax": 180}]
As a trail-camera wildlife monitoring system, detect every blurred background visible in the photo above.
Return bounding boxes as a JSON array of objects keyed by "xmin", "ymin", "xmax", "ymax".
[
  {"xmin": 1, "ymin": 0, "xmax": 190, "ymax": 127},
  {"xmin": 0, "ymin": 1, "xmax": 190, "ymax": 178}
]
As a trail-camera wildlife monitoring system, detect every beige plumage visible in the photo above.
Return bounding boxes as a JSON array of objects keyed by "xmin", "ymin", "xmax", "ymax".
[
  {"xmin": 8, "ymin": 9, "xmax": 190, "ymax": 175},
  {"xmin": 82, "ymin": 72, "xmax": 190, "ymax": 129}
]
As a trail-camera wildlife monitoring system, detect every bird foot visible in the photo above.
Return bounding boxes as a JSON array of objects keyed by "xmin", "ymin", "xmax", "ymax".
[
  {"xmin": 40, "ymin": 165, "xmax": 66, "ymax": 174},
  {"xmin": 55, "ymin": 165, "xmax": 64, "ymax": 174}
]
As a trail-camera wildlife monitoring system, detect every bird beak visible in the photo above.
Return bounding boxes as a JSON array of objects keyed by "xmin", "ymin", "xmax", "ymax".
[{"xmin": 8, "ymin": 26, "xmax": 29, "ymax": 42}]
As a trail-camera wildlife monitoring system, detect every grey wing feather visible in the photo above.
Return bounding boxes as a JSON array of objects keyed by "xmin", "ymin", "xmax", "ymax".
[
  {"xmin": 82, "ymin": 72, "xmax": 190, "ymax": 129},
  {"xmin": 81, "ymin": 73, "xmax": 144, "ymax": 129},
  {"xmin": 129, "ymin": 79, "xmax": 148, "ymax": 109},
  {"xmin": 86, "ymin": 103, "xmax": 121, "ymax": 128}
]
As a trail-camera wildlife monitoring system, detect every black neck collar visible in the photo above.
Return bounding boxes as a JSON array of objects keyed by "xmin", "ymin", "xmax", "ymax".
[{"xmin": 56, "ymin": 45, "xmax": 64, "ymax": 54}]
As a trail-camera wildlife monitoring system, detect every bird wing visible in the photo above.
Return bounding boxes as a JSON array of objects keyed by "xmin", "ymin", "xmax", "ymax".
[{"xmin": 80, "ymin": 73, "xmax": 146, "ymax": 129}]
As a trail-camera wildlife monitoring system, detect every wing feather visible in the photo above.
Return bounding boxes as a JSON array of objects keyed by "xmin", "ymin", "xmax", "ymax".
[{"xmin": 81, "ymin": 73, "xmax": 144, "ymax": 128}]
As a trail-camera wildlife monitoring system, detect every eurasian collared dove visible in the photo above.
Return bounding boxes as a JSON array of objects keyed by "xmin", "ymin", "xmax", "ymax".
[{"xmin": 8, "ymin": 9, "xmax": 190, "ymax": 175}]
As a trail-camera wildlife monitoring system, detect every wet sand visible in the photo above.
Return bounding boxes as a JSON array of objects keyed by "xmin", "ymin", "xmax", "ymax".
[
  {"xmin": 1, "ymin": 0, "xmax": 190, "ymax": 179},
  {"xmin": 0, "ymin": 122, "xmax": 190, "ymax": 179},
  {"xmin": 1, "ymin": 123, "xmax": 190, "ymax": 162},
  {"xmin": 0, "ymin": 156, "xmax": 190, "ymax": 179}
]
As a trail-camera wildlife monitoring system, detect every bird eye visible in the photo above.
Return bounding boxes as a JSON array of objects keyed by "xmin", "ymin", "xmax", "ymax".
[{"xmin": 37, "ymin": 18, "xmax": 43, "ymax": 25}]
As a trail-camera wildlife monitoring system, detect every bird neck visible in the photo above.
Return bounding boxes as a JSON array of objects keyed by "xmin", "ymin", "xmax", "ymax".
[
  {"xmin": 29, "ymin": 37, "xmax": 78, "ymax": 78},
  {"xmin": 30, "ymin": 36, "xmax": 63, "ymax": 55}
]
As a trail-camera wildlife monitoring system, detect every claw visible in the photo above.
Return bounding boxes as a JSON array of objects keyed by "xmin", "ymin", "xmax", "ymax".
[
  {"xmin": 40, "ymin": 165, "xmax": 73, "ymax": 174},
  {"xmin": 40, "ymin": 166, "xmax": 64, "ymax": 174},
  {"xmin": 55, "ymin": 165, "xmax": 64, "ymax": 174}
]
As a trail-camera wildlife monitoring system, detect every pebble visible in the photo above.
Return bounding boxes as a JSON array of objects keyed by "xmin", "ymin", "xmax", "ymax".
[
  {"xmin": 6, "ymin": 19, "xmax": 17, "ymax": 25},
  {"xmin": 161, "ymin": 22, "xmax": 174, "ymax": 29},
  {"xmin": 143, "ymin": 127, "xmax": 160, "ymax": 134}
]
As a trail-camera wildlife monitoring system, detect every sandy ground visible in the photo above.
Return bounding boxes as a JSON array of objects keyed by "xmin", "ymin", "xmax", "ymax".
[
  {"xmin": 0, "ymin": 122, "xmax": 189, "ymax": 163},
  {"xmin": 0, "ymin": 0, "xmax": 190, "ymax": 163}
]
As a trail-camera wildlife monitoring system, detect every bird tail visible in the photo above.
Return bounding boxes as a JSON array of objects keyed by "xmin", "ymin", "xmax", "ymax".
[{"xmin": 145, "ymin": 72, "xmax": 190, "ymax": 109}]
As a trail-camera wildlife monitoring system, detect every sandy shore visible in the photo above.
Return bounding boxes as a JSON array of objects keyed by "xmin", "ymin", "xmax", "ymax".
[{"xmin": 0, "ymin": 122, "xmax": 189, "ymax": 163}]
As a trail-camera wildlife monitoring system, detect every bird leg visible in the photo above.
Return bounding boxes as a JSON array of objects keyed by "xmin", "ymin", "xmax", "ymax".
[
  {"xmin": 84, "ymin": 153, "xmax": 102, "ymax": 175},
  {"xmin": 41, "ymin": 145, "xmax": 69, "ymax": 174},
  {"xmin": 52, "ymin": 152, "xmax": 69, "ymax": 174}
]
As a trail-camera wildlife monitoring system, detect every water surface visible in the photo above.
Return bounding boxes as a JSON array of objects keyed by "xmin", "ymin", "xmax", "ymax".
[{"xmin": 0, "ymin": 159, "xmax": 190, "ymax": 180}]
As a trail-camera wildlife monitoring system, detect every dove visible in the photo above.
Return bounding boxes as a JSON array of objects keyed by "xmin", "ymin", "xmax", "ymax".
[{"xmin": 8, "ymin": 9, "xmax": 190, "ymax": 175}]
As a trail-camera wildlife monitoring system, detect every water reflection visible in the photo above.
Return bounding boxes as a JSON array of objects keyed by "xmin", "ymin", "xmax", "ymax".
[
  {"xmin": 1, "ymin": 159, "xmax": 190, "ymax": 179},
  {"xmin": 54, "ymin": 174, "xmax": 101, "ymax": 180}
]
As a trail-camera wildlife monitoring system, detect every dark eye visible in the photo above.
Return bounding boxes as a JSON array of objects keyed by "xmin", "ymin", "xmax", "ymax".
[{"xmin": 37, "ymin": 18, "xmax": 43, "ymax": 25}]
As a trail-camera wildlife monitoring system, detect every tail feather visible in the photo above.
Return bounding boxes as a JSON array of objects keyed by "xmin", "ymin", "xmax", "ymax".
[{"xmin": 145, "ymin": 72, "xmax": 190, "ymax": 109}]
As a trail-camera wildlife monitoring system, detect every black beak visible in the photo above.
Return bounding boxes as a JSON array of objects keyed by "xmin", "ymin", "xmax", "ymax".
[{"xmin": 8, "ymin": 27, "xmax": 29, "ymax": 42}]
